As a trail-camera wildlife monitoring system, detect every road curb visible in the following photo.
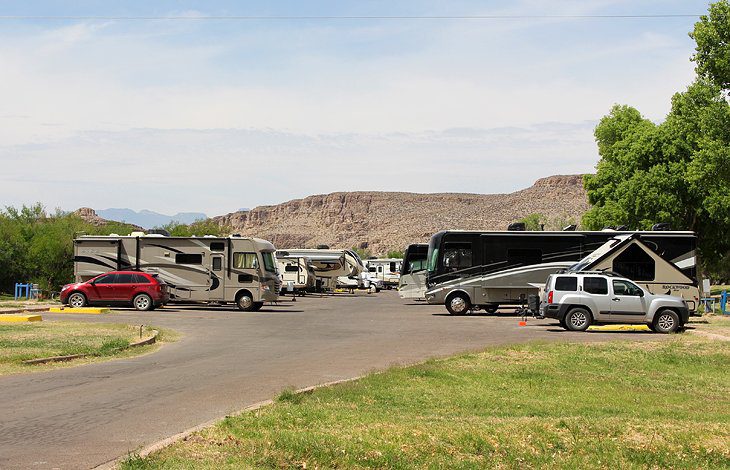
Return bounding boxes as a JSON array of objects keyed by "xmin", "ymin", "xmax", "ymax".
[
  {"xmin": 0, "ymin": 305, "xmax": 57, "ymax": 315},
  {"xmin": 92, "ymin": 374, "xmax": 365, "ymax": 470},
  {"xmin": 23, "ymin": 330, "xmax": 159, "ymax": 365}
]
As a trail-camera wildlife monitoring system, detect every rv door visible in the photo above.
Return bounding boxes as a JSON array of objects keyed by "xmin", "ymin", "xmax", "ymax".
[{"xmin": 209, "ymin": 255, "xmax": 225, "ymax": 301}]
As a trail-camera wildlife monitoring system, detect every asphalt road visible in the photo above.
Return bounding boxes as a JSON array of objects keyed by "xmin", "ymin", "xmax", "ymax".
[{"xmin": 0, "ymin": 291, "xmax": 664, "ymax": 469}]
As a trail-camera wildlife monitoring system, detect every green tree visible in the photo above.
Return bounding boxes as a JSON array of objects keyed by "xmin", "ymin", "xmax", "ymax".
[
  {"xmin": 690, "ymin": 0, "xmax": 730, "ymax": 89},
  {"xmin": 519, "ymin": 213, "xmax": 545, "ymax": 231}
]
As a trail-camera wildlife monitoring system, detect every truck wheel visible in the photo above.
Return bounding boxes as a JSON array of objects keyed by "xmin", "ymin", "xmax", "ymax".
[
  {"xmin": 653, "ymin": 309, "xmax": 680, "ymax": 334},
  {"xmin": 446, "ymin": 293, "xmax": 470, "ymax": 315},
  {"xmin": 236, "ymin": 293, "xmax": 255, "ymax": 311},
  {"xmin": 565, "ymin": 307, "xmax": 591, "ymax": 331},
  {"xmin": 68, "ymin": 292, "xmax": 87, "ymax": 308},
  {"xmin": 133, "ymin": 293, "xmax": 153, "ymax": 311}
]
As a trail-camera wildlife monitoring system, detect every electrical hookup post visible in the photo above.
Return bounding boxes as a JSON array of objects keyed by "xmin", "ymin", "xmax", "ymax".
[{"xmin": 14, "ymin": 282, "xmax": 40, "ymax": 300}]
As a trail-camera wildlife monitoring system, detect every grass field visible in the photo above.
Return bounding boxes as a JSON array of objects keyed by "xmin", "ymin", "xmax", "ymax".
[
  {"xmin": 123, "ymin": 333, "xmax": 730, "ymax": 469},
  {"xmin": 0, "ymin": 322, "xmax": 174, "ymax": 375}
]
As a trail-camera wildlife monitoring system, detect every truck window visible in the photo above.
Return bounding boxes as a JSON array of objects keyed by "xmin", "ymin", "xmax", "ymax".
[
  {"xmin": 554, "ymin": 276, "xmax": 577, "ymax": 291},
  {"xmin": 583, "ymin": 277, "xmax": 608, "ymax": 295}
]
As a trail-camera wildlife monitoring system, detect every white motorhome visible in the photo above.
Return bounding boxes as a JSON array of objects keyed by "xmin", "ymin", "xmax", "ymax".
[
  {"xmin": 73, "ymin": 233, "xmax": 281, "ymax": 311},
  {"xmin": 364, "ymin": 258, "xmax": 402, "ymax": 288},
  {"xmin": 398, "ymin": 244, "xmax": 429, "ymax": 300},
  {"xmin": 275, "ymin": 254, "xmax": 316, "ymax": 294},
  {"xmin": 275, "ymin": 248, "xmax": 366, "ymax": 291}
]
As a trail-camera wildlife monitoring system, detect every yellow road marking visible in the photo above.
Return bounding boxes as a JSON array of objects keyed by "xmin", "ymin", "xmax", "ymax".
[
  {"xmin": 0, "ymin": 314, "xmax": 42, "ymax": 323},
  {"xmin": 48, "ymin": 307, "xmax": 110, "ymax": 314}
]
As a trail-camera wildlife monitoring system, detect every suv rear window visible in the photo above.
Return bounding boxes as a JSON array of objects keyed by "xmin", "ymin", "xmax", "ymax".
[
  {"xmin": 554, "ymin": 276, "xmax": 577, "ymax": 291},
  {"xmin": 583, "ymin": 276, "xmax": 608, "ymax": 295}
]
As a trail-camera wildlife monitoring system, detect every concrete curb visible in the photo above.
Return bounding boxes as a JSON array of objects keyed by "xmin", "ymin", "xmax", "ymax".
[
  {"xmin": 22, "ymin": 330, "xmax": 159, "ymax": 365},
  {"xmin": 0, "ymin": 305, "xmax": 57, "ymax": 315},
  {"xmin": 92, "ymin": 374, "xmax": 365, "ymax": 470}
]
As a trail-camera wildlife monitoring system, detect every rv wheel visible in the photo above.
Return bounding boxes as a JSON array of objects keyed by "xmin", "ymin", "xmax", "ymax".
[
  {"xmin": 446, "ymin": 293, "xmax": 471, "ymax": 315},
  {"xmin": 68, "ymin": 292, "xmax": 87, "ymax": 308},
  {"xmin": 236, "ymin": 293, "xmax": 255, "ymax": 311}
]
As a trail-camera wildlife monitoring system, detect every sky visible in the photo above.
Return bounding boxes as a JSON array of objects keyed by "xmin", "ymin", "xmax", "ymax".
[{"xmin": 0, "ymin": 0, "xmax": 711, "ymax": 216}]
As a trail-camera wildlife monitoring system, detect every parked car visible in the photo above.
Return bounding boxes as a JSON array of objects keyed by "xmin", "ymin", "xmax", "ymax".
[
  {"xmin": 541, "ymin": 271, "xmax": 689, "ymax": 333},
  {"xmin": 60, "ymin": 271, "xmax": 169, "ymax": 311}
]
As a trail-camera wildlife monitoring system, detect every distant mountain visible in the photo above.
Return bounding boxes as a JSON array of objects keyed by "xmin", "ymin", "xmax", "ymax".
[{"xmin": 96, "ymin": 208, "xmax": 207, "ymax": 229}]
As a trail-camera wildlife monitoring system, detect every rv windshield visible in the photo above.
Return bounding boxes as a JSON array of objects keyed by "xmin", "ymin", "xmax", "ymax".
[{"xmin": 262, "ymin": 252, "xmax": 277, "ymax": 273}]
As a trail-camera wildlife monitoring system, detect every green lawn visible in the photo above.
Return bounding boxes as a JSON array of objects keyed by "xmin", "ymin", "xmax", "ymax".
[
  {"xmin": 124, "ymin": 335, "xmax": 730, "ymax": 469},
  {"xmin": 0, "ymin": 322, "xmax": 174, "ymax": 375}
]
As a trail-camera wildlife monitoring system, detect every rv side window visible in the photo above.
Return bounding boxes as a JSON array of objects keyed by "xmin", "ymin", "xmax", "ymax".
[
  {"xmin": 369, "ymin": 267, "xmax": 376, "ymax": 272},
  {"xmin": 583, "ymin": 277, "xmax": 608, "ymax": 295},
  {"xmin": 378, "ymin": 266, "xmax": 383, "ymax": 273},
  {"xmin": 285, "ymin": 265, "xmax": 299, "ymax": 272},
  {"xmin": 176, "ymin": 253, "xmax": 203, "ymax": 265},
  {"xmin": 389, "ymin": 262, "xmax": 396, "ymax": 272},
  {"xmin": 210, "ymin": 242, "xmax": 225, "ymax": 252},
  {"xmin": 212, "ymin": 257, "xmax": 222, "ymax": 271},
  {"xmin": 554, "ymin": 276, "xmax": 577, "ymax": 291},
  {"xmin": 262, "ymin": 252, "xmax": 277, "ymax": 273},
  {"xmin": 233, "ymin": 253, "xmax": 258, "ymax": 269},
  {"xmin": 507, "ymin": 249, "xmax": 542, "ymax": 267},
  {"xmin": 612, "ymin": 244, "xmax": 655, "ymax": 281},
  {"xmin": 442, "ymin": 243, "xmax": 472, "ymax": 272}
]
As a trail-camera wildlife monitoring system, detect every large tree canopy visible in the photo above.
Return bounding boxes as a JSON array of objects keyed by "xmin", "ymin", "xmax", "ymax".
[{"xmin": 690, "ymin": 0, "xmax": 730, "ymax": 89}]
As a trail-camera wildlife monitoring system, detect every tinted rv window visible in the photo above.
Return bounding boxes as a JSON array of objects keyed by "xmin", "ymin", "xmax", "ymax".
[
  {"xmin": 210, "ymin": 242, "xmax": 225, "ymax": 252},
  {"xmin": 583, "ymin": 277, "xmax": 608, "ymax": 295},
  {"xmin": 507, "ymin": 249, "xmax": 542, "ymax": 267},
  {"xmin": 212, "ymin": 257, "xmax": 222, "ymax": 271},
  {"xmin": 612, "ymin": 244, "xmax": 655, "ymax": 281},
  {"xmin": 176, "ymin": 253, "xmax": 203, "ymax": 265},
  {"xmin": 233, "ymin": 253, "xmax": 258, "ymax": 269},
  {"xmin": 262, "ymin": 252, "xmax": 277, "ymax": 273},
  {"xmin": 442, "ymin": 243, "xmax": 472, "ymax": 272},
  {"xmin": 390, "ymin": 262, "xmax": 397, "ymax": 272},
  {"xmin": 369, "ymin": 267, "xmax": 376, "ymax": 272},
  {"xmin": 554, "ymin": 276, "xmax": 577, "ymax": 291},
  {"xmin": 285, "ymin": 265, "xmax": 299, "ymax": 272}
]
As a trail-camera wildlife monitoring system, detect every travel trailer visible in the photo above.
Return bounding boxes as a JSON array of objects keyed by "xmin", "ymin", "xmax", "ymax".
[
  {"xmin": 364, "ymin": 258, "xmax": 402, "ymax": 288},
  {"xmin": 73, "ymin": 233, "xmax": 281, "ymax": 311},
  {"xmin": 275, "ymin": 248, "xmax": 366, "ymax": 291},
  {"xmin": 398, "ymin": 244, "xmax": 428, "ymax": 300},
  {"xmin": 275, "ymin": 255, "xmax": 316, "ymax": 294},
  {"xmin": 423, "ymin": 230, "xmax": 698, "ymax": 314}
]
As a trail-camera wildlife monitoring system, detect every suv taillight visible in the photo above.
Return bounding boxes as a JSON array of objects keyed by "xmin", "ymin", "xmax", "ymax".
[{"xmin": 548, "ymin": 291, "xmax": 553, "ymax": 303}]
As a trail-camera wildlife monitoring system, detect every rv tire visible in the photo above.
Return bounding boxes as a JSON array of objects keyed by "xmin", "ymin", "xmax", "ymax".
[
  {"xmin": 133, "ymin": 293, "xmax": 153, "ymax": 311},
  {"xmin": 236, "ymin": 292, "xmax": 255, "ymax": 311},
  {"xmin": 445, "ymin": 292, "xmax": 471, "ymax": 316}
]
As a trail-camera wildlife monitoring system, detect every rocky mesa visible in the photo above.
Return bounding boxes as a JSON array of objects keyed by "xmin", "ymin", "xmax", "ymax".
[{"xmin": 213, "ymin": 174, "xmax": 590, "ymax": 255}]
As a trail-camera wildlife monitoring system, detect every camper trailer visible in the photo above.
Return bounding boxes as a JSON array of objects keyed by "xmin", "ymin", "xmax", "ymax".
[
  {"xmin": 364, "ymin": 258, "xmax": 402, "ymax": 288},
  {"xmin": 423, "ymin": 230, "xmax": 698, "ymax": 315},
  {"xmin": 73, "ymin": 233, "xmax": 281, "ymax": 311},
  {"xmin": 398, "ymin": 244, "xmax": 429, "ymax": 300},
  {"xmin": 275, "ymin": 248, "xmax": 366, "ymax": 291},
  {"xmin": 275, "ymin": 254, "xmax": 316, "ymax": 294}
]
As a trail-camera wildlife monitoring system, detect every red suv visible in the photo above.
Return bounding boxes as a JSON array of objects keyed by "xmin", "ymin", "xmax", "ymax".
[{"xmin": 60, "ymin": 271, "xmax": 169, "ymax": 311}]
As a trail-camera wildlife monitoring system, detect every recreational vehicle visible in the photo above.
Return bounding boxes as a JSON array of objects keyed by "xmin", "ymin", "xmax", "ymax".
[
  {"xmin": 423, "ymin": 230, "xmax": 698, "ymax": 315},
  {"xmin": 364, "ymin": 258, "xmax": 402, "ymax": 288},
  {"xmin": 73, "ymin": 233, "xmax": 281, "ymax": 311},
  {"xmin": 398, "ymin": 244, "xmax": 428, "ymax": 300},
  {"xmin": 275, "ymin": 248, "xmax": 366, "ymax": 291},
  {"xmin": 275, "ymin": 254, "xmax": 317, "ymax": 294}
]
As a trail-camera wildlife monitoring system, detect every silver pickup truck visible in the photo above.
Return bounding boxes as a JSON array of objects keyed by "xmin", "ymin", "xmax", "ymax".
[{"xmin": 541, "ymin": 272, "xmax": 689, "ymax": 333}]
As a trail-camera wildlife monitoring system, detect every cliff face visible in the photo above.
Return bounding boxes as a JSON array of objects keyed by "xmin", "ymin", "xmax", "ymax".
[
  {"xmin": 73, "ymin": 207, "xmax": 144, "ymax": 231},
  {"xmin": 213, "ymin": 174, "xmax": 590, "ymax": 255}
]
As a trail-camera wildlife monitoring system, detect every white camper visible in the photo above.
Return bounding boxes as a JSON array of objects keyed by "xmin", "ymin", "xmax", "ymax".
[
  {"xmin": 364, "ymin": 258, "xmax": 402, "ymax": 288},
  {"xmin": 74, "ymin": 233, "xmax": 281, "ymax": 311},
  {"xmin": 276, "ymin": 255, "xmax": 316, "ymax": 294},
  {"xmin": 398, "ymin": 244, "xmax": 429, "ymax": 300},
  {"xmin": 275, "ymin": 248, "xmax": 366, "ymax": 291}
]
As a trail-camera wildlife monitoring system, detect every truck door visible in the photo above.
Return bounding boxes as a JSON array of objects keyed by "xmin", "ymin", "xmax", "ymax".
[
  {"xmin": 209, "ymin": 255, "xmax": 225, "ymax": 301},
  {"xmin": 610, "ymin": 279, "xmax": 646, "ymax": 320}
]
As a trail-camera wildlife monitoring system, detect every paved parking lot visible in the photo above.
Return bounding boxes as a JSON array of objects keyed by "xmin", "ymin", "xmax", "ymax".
[{"xmin": 0, "ymin": 291, "xmax": 665, "ymax": 469}]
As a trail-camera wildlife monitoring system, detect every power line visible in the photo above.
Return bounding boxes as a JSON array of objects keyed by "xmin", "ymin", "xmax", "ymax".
[{"xmin": 0, "ymin": 14, "xmax": 703, "ymax": 21}]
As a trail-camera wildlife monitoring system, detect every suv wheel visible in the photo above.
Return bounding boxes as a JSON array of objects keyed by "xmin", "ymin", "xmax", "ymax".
[
  {"xmin": 653, "ymin": 309, "xmax": 680, "ymax": 334},
  {"xmin": 68, "ymin": 292, "xmax": 87, "ymax": 308},
  {"xmin": 133, "ymin": 293, "xmax": 153, "ymax": 311},
  {"xmin": 565, "ymin": 307, "xmax": 591, "ymax": 332},
  {"xmin": 446, "ymin": 293, "xmax": 470, "ymax": 315}
]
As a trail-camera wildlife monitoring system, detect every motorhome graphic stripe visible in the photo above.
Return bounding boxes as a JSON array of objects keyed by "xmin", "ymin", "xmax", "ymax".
[
  {"xmin": 73, "ymin": 256, "xmax": 116, "ymax": 270},
  {"xmin": 145, "ymin": 244, "xmax": 184, "ymax": 254}
]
